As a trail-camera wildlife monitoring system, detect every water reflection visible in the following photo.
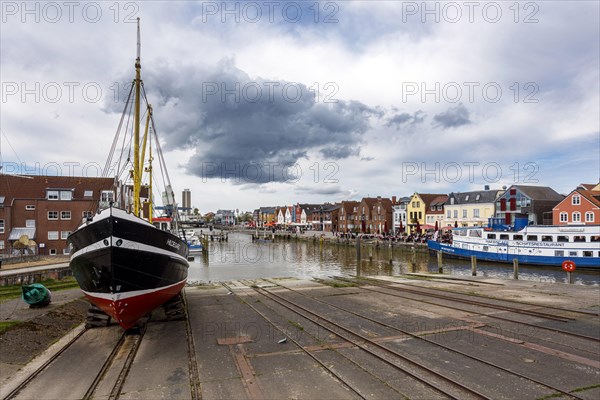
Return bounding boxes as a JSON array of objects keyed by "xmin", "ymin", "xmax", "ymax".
[{"xmin": 186, "ymin": 233, "xmax": 600, "ymax": 286}]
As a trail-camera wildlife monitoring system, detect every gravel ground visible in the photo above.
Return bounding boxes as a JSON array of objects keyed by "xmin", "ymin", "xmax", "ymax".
[{"xmin": 0, "ymin": 297, "xmax": 89, "ymax": 383}]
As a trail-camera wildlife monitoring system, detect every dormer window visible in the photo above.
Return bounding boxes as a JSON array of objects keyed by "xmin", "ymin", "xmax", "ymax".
[
  {"xmin": 47, "ymin": 190, "xmax": 59, "ymax": 200},
  {"xmin": 60, "ymin": 191, "xmax": 73, "ymax": 201},
  {"xmin": 475, "ymin": 194, "xmax": 481, "ymax": 201},
  {"xmin": 84, "ymin": 190, "xmax": 93, "ymax": 197},
  {"xmin": 465, "ymin": 195, "xmax": 469, "ymax": 201}
]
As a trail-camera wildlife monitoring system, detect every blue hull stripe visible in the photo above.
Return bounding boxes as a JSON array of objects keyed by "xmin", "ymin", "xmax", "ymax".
[{"xmin": 427, "ymin": 241, "xmax": 599, "ymax": 268}]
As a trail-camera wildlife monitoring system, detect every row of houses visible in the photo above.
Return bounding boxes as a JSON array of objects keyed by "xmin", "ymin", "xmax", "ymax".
[
  {"xmin": 1, "ymin": 174, "xmax": 598, "ymax": 257},
  {"xmin": 252, "ymin": 183, "xmax": 600, "ymax": 235}
]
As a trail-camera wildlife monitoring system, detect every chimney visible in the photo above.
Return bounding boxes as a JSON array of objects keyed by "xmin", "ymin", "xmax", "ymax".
[
  {"xmin": 392, "ymin": 196, "xmax": 397, "ymax": 203},
  {"xmin": 484, "ymin": 185, "xmax": 490, "ymax": 191}
]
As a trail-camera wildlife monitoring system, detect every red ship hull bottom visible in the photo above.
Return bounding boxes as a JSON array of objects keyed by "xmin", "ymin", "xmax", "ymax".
[{"xmin": 83, "ymin": 280, "xmax": 186, "ymax": 329}]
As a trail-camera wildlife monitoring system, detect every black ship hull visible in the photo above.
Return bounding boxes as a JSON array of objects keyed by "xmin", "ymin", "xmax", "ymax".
[{"xmin": 68, "ymin": 207, "xmax": 189, "ymax": 329}]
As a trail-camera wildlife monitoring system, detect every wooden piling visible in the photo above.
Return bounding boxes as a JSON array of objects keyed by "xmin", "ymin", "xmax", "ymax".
[
  {"xmin": 567, "ymin": 271, "xmax": 574, "ymax": 284},
  {"xmin": 513, "ymin": 259, "xmax": 519, "ymax": 280},
  {"xmin": 471, "ymin": 255, "xmax": 477, "ymax": 276},
  {"xmin": 437, "ymin": 251, "xmax": 443, "ymax": 273}
]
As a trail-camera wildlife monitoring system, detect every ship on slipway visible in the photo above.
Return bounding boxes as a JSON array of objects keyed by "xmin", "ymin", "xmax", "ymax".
[{"xmin": 68, "ymin": 19, "xmax": 189, "ymax": 329}]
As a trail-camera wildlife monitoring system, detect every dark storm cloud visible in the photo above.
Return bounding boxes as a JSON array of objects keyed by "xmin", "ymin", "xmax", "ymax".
[
  {"xmin": 105, "ymin": 59, "xmax": 378, "ymax": 184},
  {"xmin": 433, "ymin": 104, "xmax": 471, "ymax": 129}
]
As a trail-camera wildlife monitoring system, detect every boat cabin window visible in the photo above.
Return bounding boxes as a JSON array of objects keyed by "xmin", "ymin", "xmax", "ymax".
[
  {"xmin": 487, "ymin": 234, "xmax": 496, "ymax": 239},
  {"xmin": 527, "ymin": 235, "xmax": 538, "ymax": 241},
  {"xmin": 556, "ymin": 236, "xmax": 569, "ymax": 242},
  {"xmin": 573, "ymin": 236, "xmax": 586, "ymax": 242},
  {"xmin": 541, "ymin": 235, "xmax": 553, "ymax": 242},
  {"xmin": 583, "ymin": 251, "xmax": 593, "ymax": 257},
  {"xmin": 554, "ymin": 250, "xmax": 564, "ymax": 257},
  {"xmin": 499, "ymin": 234, "xmax": 510, "ymax": 240},
  {"xmin": 459, "ymin": 230, "xmax": 467, "ymax": 236},
  {"xmin": 591, "ymin": 236, "xmax": 600, "ymax": 242},
  {"xmin": 468, "ymin": 230, "xmax": 482, "ymax": 238},
  {"xmin": 513, "ymin": 235, "xmax": 523, "ymax": 240},
  {"xmin": 569, "ymin": 251, "xmax": 578, "ymax": 257}
]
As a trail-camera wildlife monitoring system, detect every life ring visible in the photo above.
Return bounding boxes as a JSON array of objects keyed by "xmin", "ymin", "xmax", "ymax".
[{"xmin": 562, "ymin": 260, "xmax": 576, "ymax": 272}]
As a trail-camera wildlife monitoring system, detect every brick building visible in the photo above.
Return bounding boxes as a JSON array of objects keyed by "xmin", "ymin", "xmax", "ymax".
[
  {"xmin": 553, "ymin": 186, "xmax": 600, "ymax": 225},
  {"xmin": 0, "ymin": 175, "xmax": 114, "ymax": 257}
]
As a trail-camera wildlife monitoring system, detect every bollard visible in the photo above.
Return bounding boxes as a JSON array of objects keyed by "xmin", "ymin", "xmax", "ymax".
[
  {"xmin": 437, "ymin": 251, "xmax": 443, "ymax": 273},
  {"xmin": 567, "ymin": 271, "xmax": 574, "ymax": 284},
  {"xmin": 471, "ymin": 255, "xmax": 477, "ymax": 276},
  {"xmin": 389, "ymin": 243, "xmax": 393, "ymax": 264},
  {"xmin": 513, "ymin": 259, "xmax": 519, "ymax": 280}
]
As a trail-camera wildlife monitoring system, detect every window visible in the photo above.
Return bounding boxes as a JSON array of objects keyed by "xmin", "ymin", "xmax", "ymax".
[
  {"xmin": 437, "ymin": 206, "xmax": 442, "ymax": 211},
  {"xmin": 556, "ymin": 236, "xmax": 569, "ymax": 242},
  {"xmin": 418, "ymin": 211, "xmax": 422, "ymax": 219},
  {"xmin": 473, "ymin": 209, "xmax": 480, "ymax": 218},
  {"xmin": 101, "ymin": 190, "xmax": 114, "ymax": 203},
  {"xmin": 61, "ymin": 211, "xmax": 71, "ymax": 220},
  {"xmin": 26, "ymin": 219, "xmax": 35, "ymax": 228},
  {"xmin": 48, "ymin": 231, "xmax": 59, "ymax": 240},
  {"xmin": 475, "ymin": 194, "xmax": 480, "ymax": 201},
  {"xmin": 447, "ymin": 210, "xmax": 451, "ymax": 218},
  {"xmin": 84, "ymin": 190, "xmax": 93, "ymax": 197},
  {"xmin": 555, "ymin": 250, "xmax": 564, "ymax": 257},
  {"xmin": 63, "ymin": 248, "xmax": 71, "ymax": 255},
  {"xmin": 591, "ymin": 236, "xmax": 600, "ymax": 242},
  {"xmin": 465, "ymin": 195, "xmax": 469, "ymax": 201},
  {"xmin": 47, "ymin": 190, "xmax": 59, "ymax": 200},
  {"xmin": 541, "ymin": 235, "xmax": 552, "ymax": 242},
  {"xmin": 0, "ymin": 240, "xmax": 4, "ymax": 250},
  {"xmin": 573, "ymin": 236, "xmax": 586, "ymax": 242},
  {"xmin": 48, "ymin": 211, "xmax": 58, "ymax": 220},
  {"xmin": 462, "ymin": 209, "xmax": 467, "ymax": 218},
  {"xmin": 82, "ymin": 211, "xmax": 93, "ymax": 219},
  {"xmin": 527, "ymin": 235, "xmax": 538, "ymax": 241},
  {"xmin": 572, "ymin": 212, "xmax": 581, "ymax": 222},
  {"xmin": 569, "ymin": 251, "xmax": 578, "ymax": 257},
  {"xmin": 416, "ymin": 201, "xmax": 420, "ymax": 208},
  {"xmin": 585, "ymin": 212, "xmax": 594, "ymax": 222},
  {"xmin": 61, "ymin": 231, "xmax": 71, "ymax": 240},
  {"xmin": 487, "ymin": 234, "xmax": 496, "ymax": 239},
  {"xmin": 0, "ymin": 220, "xmax": 4, "ymax": 234},
  {"xmin": 450, "ymin": 198, "xmax": 455, "ymax": 205},
  {"xmin": 559, "ymin": 212, "xmax": 568, "ymax": 223},
  {"xmin": 500, "ymin": 234, "xmax": 510, "ymax": 240},
  {"xmin": 26, "ymin": 205, "xmax": 35, "ymax": 210},
  {"xmin": 583, "ymin": 251, "xmax": 593, "ymax": 257},
  {"xmin": 60, "ymin": 191, "xmax": 72, "ymax": 201},
  {"xmin": 453, "ymin": 210, "xmax": 458, "ymax": 218},
  {"xmin": 431, "ymin": 206, "xmax": 435, "ymax": 211},
  {"xmin": 49, "ymin": 249, "xmax": 57, "ymax": 255},
  {"xmin": 513, "ymin": 235, "xmax": 523, "ymax": 240},
  {"xmin": 572, "ymin": 195, "xmax": 580, "ymax": 205}
]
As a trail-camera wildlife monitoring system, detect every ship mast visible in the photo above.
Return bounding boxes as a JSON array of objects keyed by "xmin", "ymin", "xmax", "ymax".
[{"xmin": 133, "ymin": 17, "xmax": 142, "ymax": 216}]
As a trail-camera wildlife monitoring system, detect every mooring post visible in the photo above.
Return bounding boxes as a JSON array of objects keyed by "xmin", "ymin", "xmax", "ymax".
[
  {"xmin": 411, "ymin": 246, "xmax": 417, "ymax": 269},
  {"xmin": 355, "ymin": 236, "xmax": 361, "ymax": 276},
  {"xmin": 513, "ymin": 259, "xmax": 519, "ymax": 280},
  {"xmin": 567, "ymin": 271, "xmax": 574, "ymax": 284},
  {"xmin": 471, "ymin": 255, "xmax": 477, "ymax": 276},
  {"xmin": 388, "ymin": 243, "xmax": 393, "ymax": 264},
  {"xmin": 368, "ymin": 246, "xmax": 373, "ymax": 261},
  {"xmin": 437, "ymin": 251, "xmax": 443, "ymax": 273}
]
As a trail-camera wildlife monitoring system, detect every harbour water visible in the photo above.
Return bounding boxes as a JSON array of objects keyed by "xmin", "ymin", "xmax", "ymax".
[{"xmin": 187, "ymin": 233, "xmax": 600, "ymax": 286}]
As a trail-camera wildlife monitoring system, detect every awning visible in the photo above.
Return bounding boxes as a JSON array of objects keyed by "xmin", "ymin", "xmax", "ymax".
[{"xmin": 8, "ymin": 227, "xmax": 36, "ymax": 240}]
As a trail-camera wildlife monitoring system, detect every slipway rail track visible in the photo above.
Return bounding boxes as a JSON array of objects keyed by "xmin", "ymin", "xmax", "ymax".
[
  {"xmin": 2, "ymin": 291, "xmax": 201, "ymax": 400},
  {"xmin": 260, "ymin": 278, "xmax": 593, "ymax": 400}
]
